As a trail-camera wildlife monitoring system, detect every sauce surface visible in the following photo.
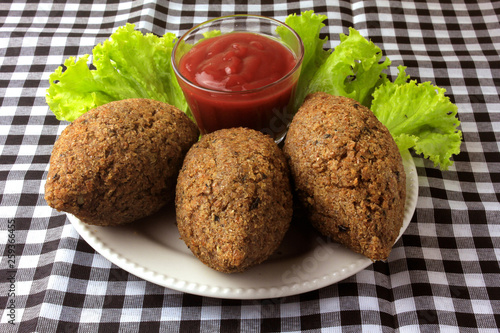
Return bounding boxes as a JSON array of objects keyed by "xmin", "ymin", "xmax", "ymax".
[{"xmin": 179, "ymin": 32, "xmax": 297, "ymax": 92}]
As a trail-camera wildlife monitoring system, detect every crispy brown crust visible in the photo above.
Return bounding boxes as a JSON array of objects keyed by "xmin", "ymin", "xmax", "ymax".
[
  {"xmin": 175, "ymin": 127, "xmax": 293, "ymax": 273},
  {"xmin": 283, "ymin": 92, "xmax": 406, "ymax": 261},
  {"xmin": 44, "ymin": 98, "xmax": 199, "ymax": 226}
]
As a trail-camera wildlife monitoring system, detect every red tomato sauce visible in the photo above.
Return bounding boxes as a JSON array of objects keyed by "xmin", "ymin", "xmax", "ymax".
[{"xmin": 177, "ymin": 32, "xmax": 300, "ymax": 139}]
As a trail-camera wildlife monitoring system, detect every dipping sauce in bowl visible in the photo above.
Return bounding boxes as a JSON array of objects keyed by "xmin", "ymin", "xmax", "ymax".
[{"xmin": 172, "ymin": 15, "xmax": 304, "ymax": 143}]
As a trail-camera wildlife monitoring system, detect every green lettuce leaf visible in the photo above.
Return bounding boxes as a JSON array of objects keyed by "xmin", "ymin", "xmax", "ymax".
[
  {"xmin": 46, "ymin": 23, "xmax": 189, "ymax": 122},
  {"xmin": 306, "ymin": 27, "xmax": 391, "ymax": 107},
  {"xmin": 371, "ymin": 66, "xmax": 462, "ymax": 170},
  {"xmin": 281, "ymin": 10, "xmax": 331, "ymax": 111}
]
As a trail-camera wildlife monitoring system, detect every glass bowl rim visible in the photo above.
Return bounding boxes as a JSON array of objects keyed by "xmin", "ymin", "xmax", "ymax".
[{"xmin": 171, "ymin": 14, "xmax": 305, "ymax": 95}]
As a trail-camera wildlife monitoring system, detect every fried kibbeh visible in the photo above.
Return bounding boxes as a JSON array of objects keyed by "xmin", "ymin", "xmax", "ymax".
[
  {"xmin": 283, "ymin": 92, "xmax": 406, "ymax": 261},
  {"xmin": 175, "ymin": 127, "xmax": 293, "ymax": 273},
  {"xmin": 45, "ymin": 99, "xmax": 199, "ymax": 226}
]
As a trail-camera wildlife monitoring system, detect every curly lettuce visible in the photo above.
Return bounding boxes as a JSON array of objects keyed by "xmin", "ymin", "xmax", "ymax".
[
  {"xmin": 46, "ymin": 23, "xmax": 189, "ymax": 122},
  {"xmin": 371, "ymin": 66, "xmax": 462, "ymax": 170},
  {"xmin": 281, "ymin": 10, "xmax": 331, "ymax": 111},
  {"xmin": 285, "ymin": 11, "xmax": 461, "ymax": 169},
  {"xmin": 306, "ymin": 27, "xmax": 391, "ymax": 107}
]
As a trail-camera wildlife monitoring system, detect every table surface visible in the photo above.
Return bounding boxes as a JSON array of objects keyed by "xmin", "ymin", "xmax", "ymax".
[{"xmin": 1, "ymin": 1, "xmax": 499, "ymax": 332}]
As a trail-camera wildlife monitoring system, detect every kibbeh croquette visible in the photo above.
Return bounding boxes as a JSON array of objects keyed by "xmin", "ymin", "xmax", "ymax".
[
  {"xmin": 284, "ymin": 92, "xmax": 406, "ymax": 261},
  {"xmin": 175, "ymin": 127, "xmax": 293, "ymax": 273},
  {"xmin": 45, "ymin": 98, "xmax": 199, "ymax": 226}
]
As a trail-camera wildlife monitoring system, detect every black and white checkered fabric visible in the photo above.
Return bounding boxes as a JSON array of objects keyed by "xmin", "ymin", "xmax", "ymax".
[{"xmin": 1, "ymin": 1, "xmax": 499, "ymax": 332}]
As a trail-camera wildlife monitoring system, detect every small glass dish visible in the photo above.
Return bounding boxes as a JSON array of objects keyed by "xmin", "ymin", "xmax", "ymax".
[{"xmin": 172, "ymin": 14, "xmax": 304, "ymax": 143}]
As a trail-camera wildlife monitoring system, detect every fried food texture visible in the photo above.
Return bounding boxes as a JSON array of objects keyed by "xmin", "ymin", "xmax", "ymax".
[
  {"xmin": 45, "ymin": 98, "xmax": 199, "ymax": 226},
  {"xmin": 176, "ymin": 128, "xmax": 293, "ymax": 273},
  {"xmin": 284, "ymin": 92, "xmax": 406, "ymax": 261}
]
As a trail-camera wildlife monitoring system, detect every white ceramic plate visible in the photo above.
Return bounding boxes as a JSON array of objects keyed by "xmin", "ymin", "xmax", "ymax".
[{"xmin": 68, "ymin": 149, "xmax": 418, "ymax": 300}]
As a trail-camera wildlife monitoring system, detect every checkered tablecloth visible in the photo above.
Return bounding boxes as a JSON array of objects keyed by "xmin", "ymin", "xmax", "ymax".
[{"xmin": 1, "ymin": 1, "xmax": 499, "ymax": 332}]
